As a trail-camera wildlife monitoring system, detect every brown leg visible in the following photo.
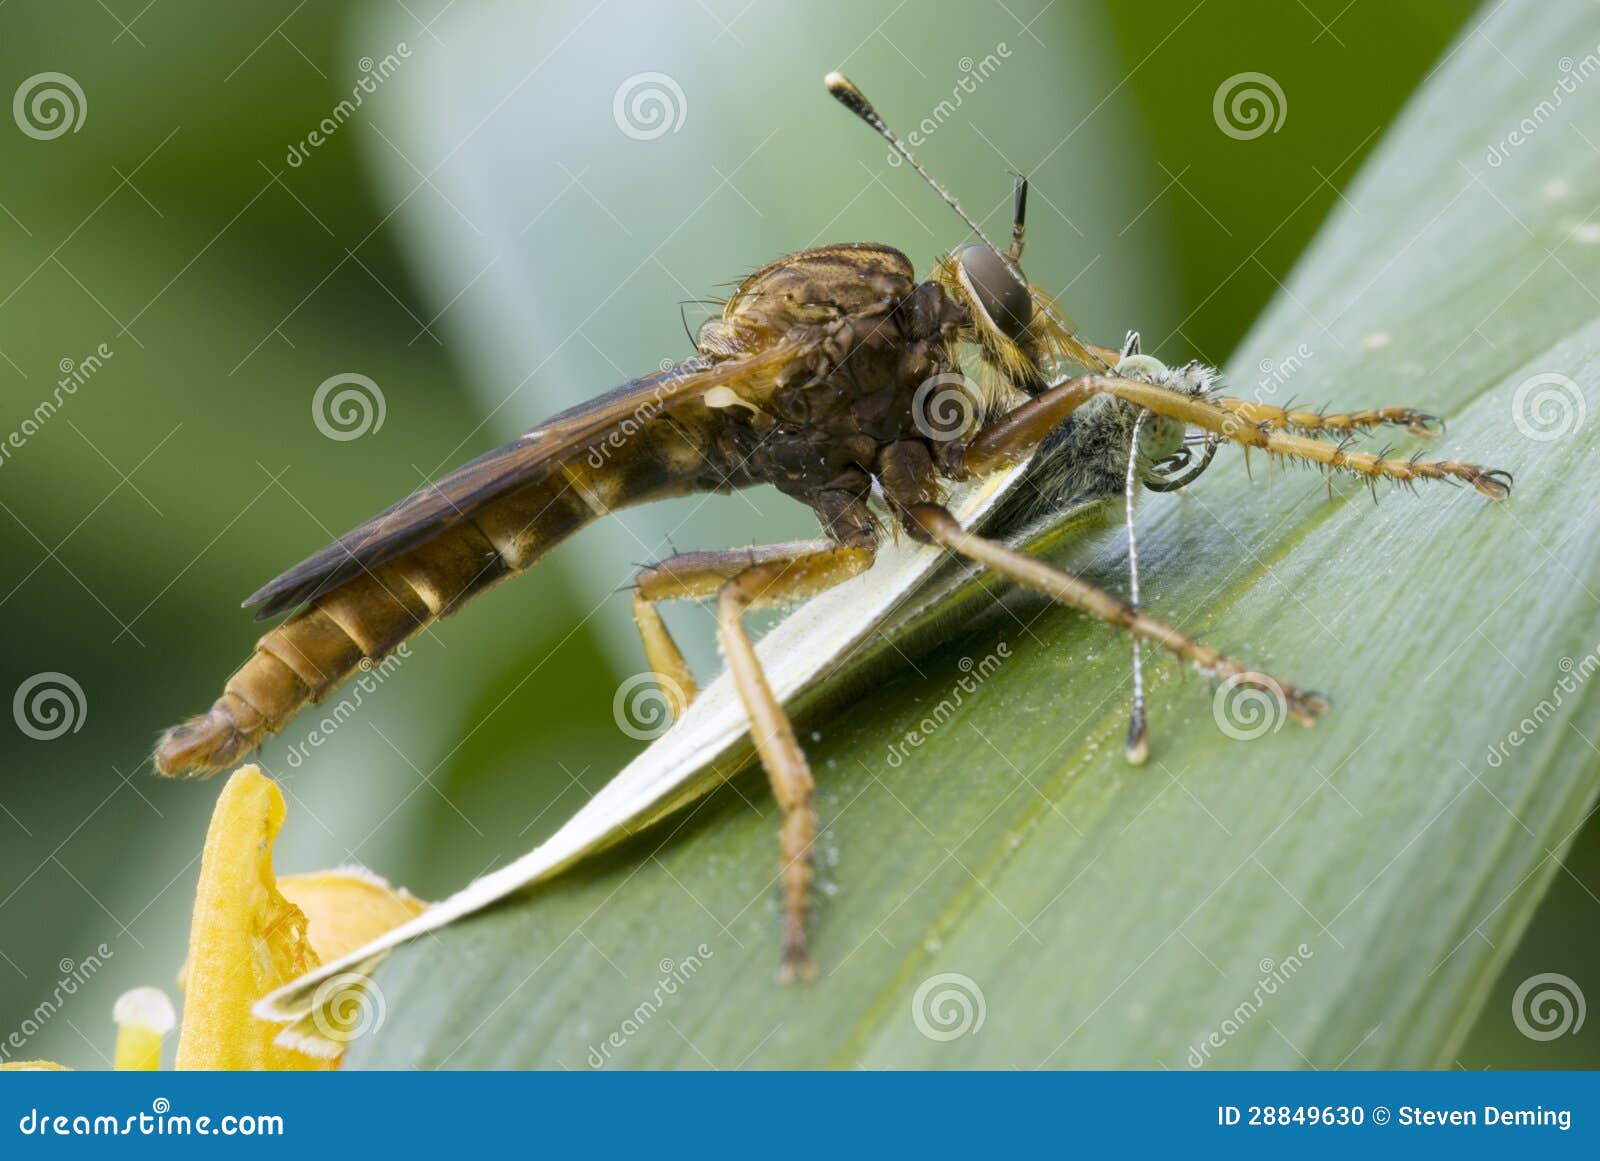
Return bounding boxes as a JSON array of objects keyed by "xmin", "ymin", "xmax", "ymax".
[
  {"xmin": 909, "ymin": 503, "xmax": 1328, "ymax": 727},
  {"xmin": 960, "ymin": 373, "xmax": 1511, "ymax": 498},
  {"xmin": 631, "ymin": 540, "xmax": 838, "ymax": 719},
  {"xmin": 712, "ymin": 541, "xmax": 876, "ymax": 981}
]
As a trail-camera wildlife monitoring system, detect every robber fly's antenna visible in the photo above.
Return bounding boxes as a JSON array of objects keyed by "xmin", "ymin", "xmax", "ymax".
[
  {"xmin": 825, "ymin": 72, "xmax": 1009, "ymax": 258},
  {"xmin": 1008, "ymin": 173, "xmax": 1027, "ymax": 262},
  {"xmin": 825, "ymin": 72, "xmax": 1111, "ymax": 374}
]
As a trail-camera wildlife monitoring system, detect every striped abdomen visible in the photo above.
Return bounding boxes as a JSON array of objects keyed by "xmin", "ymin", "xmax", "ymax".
[{"xmin": 154, "ymin": 427, "xmax": 703, "ymax": 777}]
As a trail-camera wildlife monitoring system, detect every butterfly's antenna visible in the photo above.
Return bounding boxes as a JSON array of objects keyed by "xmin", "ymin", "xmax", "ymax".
[
  {"xmin": 825, "ymin": 72, "xmax": 1007, "ymax": 257},
  {"xmin": 1123, "ymin": 410, "xmax": 1150, "ymax": 766}
]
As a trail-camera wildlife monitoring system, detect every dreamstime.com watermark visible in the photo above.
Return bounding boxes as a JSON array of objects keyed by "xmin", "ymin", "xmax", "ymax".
[
  {"xmin": 1187, "ymin": 943, "xmax": 1313, "ymax": 1067},
  {"xmin": 0, "ymin": 945, "xmax": 113, "ymax": 1063},
  {"xmin": 1486, "ymin": 42, "xmax": 1600, "ymax": 167},
  {"xmin": 1254, "ymin": 343, "xmax": 1313, "ymax": 403},
  {"xmin": 1511, "ymin": 371, "xmax": 1585, "ymax": 443},
  {"xmin": 886, "ymin": 642, "xmax": 1011, "ymax": 768},
  {"xmin": 307, "ymin": 972, "xmax": 387, "ymax": 1050},
  {"xmin": 282, "ymin": 644, "xmax": 411, "ymax": 768},
  {"xmin": 312, "ymin": 372, "xmax": 386, "ymax": 441},
  {"xmin": 17, "ymin": 1099, "xmax": 282, "ymax": 1137},
  {"xmin": 1213, "ymin": 72, "xmax": 1286, "ymax": 140},
  {"xmin": 586, "ymin": 945, "xmax": 713, "ymax": 1067},
  {"xmin": 1211, "ymin": 671, "xmax": 1288, "ymax": 742},
  {"xmin": 911, "ymin": 972, "xmax": 986, "ymax": 1041},
  {"xmin": 0, "ymin": 344, "xmax": 113, "ymax": 471},
  {"xmin": 612, "ymin": 669, "xmax": 690, "ymax": 741},
  {"xmin": 911, "ymin": 372, "xmax": 981, "ymax": 444},
  {"xmin": 612, "ymin": 72, "xmax": 687, "ymax": 141},
  {"xmin": 585, "ymin": 359, "xmax": 679, "ymax": 469},
  {"xmin": 12, "ymin": 71, "xmax": 86, "ymax": 140},
  {"xmin": 285, "ymin": 44, "xmax": 411, "ymax": 168},
  {"xmin": 1484, "ymin": 645, "xmax": 1600, "ymax": 769},
  {"xmin": 1511, "ymin": 972, "xmax": 1586, "ymax": 1041},
  {"xmin": 12, "ymin": 672, "xmax": 87, "ymax": 741},
  {"xmin": 884, "ymin": 45, "xmax": 1012, "ymax": 167}
]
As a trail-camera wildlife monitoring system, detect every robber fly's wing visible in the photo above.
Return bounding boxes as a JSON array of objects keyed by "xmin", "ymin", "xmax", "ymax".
[
  {"xmin": 256, "ymin": 457, "xmax": 1039, "ymax": 1053},
  {"xmin": 246, "ymin": 346, "xmax": 797, "ymax": 618}
]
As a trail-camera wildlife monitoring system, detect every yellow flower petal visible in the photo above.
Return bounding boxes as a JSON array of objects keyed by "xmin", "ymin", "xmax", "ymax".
[
  {"xmin": 175, "ymin": 765, "xmax": 326, "ymax": 1071},
  {"xmin": 278, "ymin": 867, "xmax": 426, "ymax": 964}
]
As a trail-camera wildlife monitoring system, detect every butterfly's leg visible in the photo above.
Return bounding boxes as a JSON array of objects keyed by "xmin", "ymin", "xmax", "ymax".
[
  {"xmin": 630, "ymin": 540, "xmax": 838, "ymax": 719},
  {"xmin": 909, "ymin": 503, "xmax": 1329, "ymax": 729},
  {"xmin": 713, "ymin": 539, "xmax": 877, "ymax": 982}
]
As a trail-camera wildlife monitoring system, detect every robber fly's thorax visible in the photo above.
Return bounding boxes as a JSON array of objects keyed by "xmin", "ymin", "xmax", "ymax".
[{"xmin": 688, "ymin": 243, "xmax": 973, "ymax": 507}]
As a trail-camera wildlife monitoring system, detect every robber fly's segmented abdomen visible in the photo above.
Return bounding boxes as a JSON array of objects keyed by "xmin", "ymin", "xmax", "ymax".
[{"xmin": 153, "ymin": 424, "xmax": 705, "ymax": 777}]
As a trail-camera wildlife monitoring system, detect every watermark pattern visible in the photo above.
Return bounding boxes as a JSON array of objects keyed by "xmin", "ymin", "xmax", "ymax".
[
  {"xmin": 308, "ymin": 972, "xmax": 387, "ymax": 1049},
  {"xmin": 13, "ymin": 72, "xmax": 86, "ymax": 140},
  {"xmin": 585, "ymin": 359, "xmax": 680, "ymax": 469},
  {"xmin": 1213, "ymin": 72, "xmax": 1287, "ymax": 140},
  {"xmin": 13, "ymin": 672, "xmax": 87, "ymax": 740},
  {"xmin": 1511, "ymin": 972, "xmax": 1586, "ymax": 1041},
  {"xmin": 886, "ymin": 643, "xmax": 1010, "ymax": 767},
  {"xmin": 1484, "ymin": 647, "xmax": 1600, "ymax": 769},
  {"xmin": 17, "ymin": 1099, "xmax": 283, "ymax": 1137},
  {"xmin": 911, "ymin": 371, "xmax": 980, "ymax": 443},
  {"xmin": 0, "ymin": 343, "xmax": 113, "ymax": 471},
  {"xmin": 282, "ymin": 645, "xmax": 411, "ymax": 768},
  {"xmin": 312, "ymin": 372, "xmax": 386, "ymax": 441},
  {"xmin": 1486, "ymin": 42, "xmax": 1600, "ymax": 167},
  {"xmin": 911, "ymin": 972, "xmax": 986, "ymax": 1041},
  {"xmin": 884, "ymin": 44, "xmax": 1012, "ymax": 167},
  {"xmin": 612, "ymin": 72, "xmax": 687, "ymax": 141},
  {"xmin": 587, "ymin": 945, "xmax": 713, "ymax": 1066},
  {"xmin": 0, "ymin": 945, "xmax": 113, "ymax": 1063},
  {"xmin": 1187, "ymin": 944, "xmax": 1313, "ymax": 1067},
  {"xmin": 1511, "ymin": 371, "xmax": 1584, "ymax": 442},
  {"xmin": 613, "ymin": 671, "xmax": 688, "ymax": 741},
  {"xmin": 1211, "ymin": 672, "xmax": 1287, "ymax": 742},
  {"xmin": 1255, "ymin": 343, "xmax": 1314, "ymax": 402},
  {"xmin": 285, "ymin": 44, "xmax": 411, "ymax": 168}
]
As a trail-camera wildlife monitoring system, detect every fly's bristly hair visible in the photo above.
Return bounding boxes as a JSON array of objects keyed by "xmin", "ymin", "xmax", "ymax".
[{"xmin": 929, "ymin": 252, "xmax": 1102, "ymax": 395}]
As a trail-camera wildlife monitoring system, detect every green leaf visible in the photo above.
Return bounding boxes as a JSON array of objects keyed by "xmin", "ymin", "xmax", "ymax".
[{"xmin": 349, "ymin": 0, "xmax": 1600, "ymax": 1068}]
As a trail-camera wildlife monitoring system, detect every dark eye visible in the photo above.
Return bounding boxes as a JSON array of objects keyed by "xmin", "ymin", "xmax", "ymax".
[{"xmin": 954, "ymin": 243, "xmax": 1033, "ymax": 342}]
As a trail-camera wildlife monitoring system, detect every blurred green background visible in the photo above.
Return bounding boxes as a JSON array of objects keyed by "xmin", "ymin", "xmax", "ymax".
[{"xmin": 0, "ymin": 0, "xmax": 1590, "ymax": 1068}]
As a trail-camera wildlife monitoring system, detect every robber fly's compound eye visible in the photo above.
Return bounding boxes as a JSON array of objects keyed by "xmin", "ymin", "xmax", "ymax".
[{"xmin": 954, "ymin": 243, "xmax": 1033, "ymax": 343}]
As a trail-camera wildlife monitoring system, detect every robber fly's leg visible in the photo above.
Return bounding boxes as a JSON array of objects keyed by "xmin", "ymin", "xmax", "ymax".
[
  {"xmin": 1095, "ymin": 379, "xmax": 1512, "ymax": 497},
  {"xmin": 960, "ymin": 376, "xmax": 1100, "ymax": 476},
  {"xmin": 909, "ymin": 504, "xmax": 1330, "ymax": 732},
  {"xmin": 631, "ymin": 540, "xmax": 838, "ymax": 719},
  {"xmin": 1211, "ymin": 398, "xmax": 1441, "ymax": 438},
  {"xmin": 714, "ymin": 540, "xmax": 877, "ymax": 982},
  {"xmin": 963, "ymin": 375, "xmax": 1511, "ymax": 498}
]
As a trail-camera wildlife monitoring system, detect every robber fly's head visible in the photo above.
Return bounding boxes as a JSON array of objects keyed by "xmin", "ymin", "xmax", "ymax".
[{"xmin": 825, "ymin": 72, "xmax": 1110, "ymax": 388}]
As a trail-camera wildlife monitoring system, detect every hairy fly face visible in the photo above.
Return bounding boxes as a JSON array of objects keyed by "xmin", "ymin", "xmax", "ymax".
[{"xmin": 932, "ymin": 242, "xmax": 1107, "ymax": 399}]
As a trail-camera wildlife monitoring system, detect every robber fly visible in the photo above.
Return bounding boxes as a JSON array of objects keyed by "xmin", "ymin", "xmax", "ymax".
[{"xmin": 157, "ymin": 74, "xmax": 1512, "ymax": 981}]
